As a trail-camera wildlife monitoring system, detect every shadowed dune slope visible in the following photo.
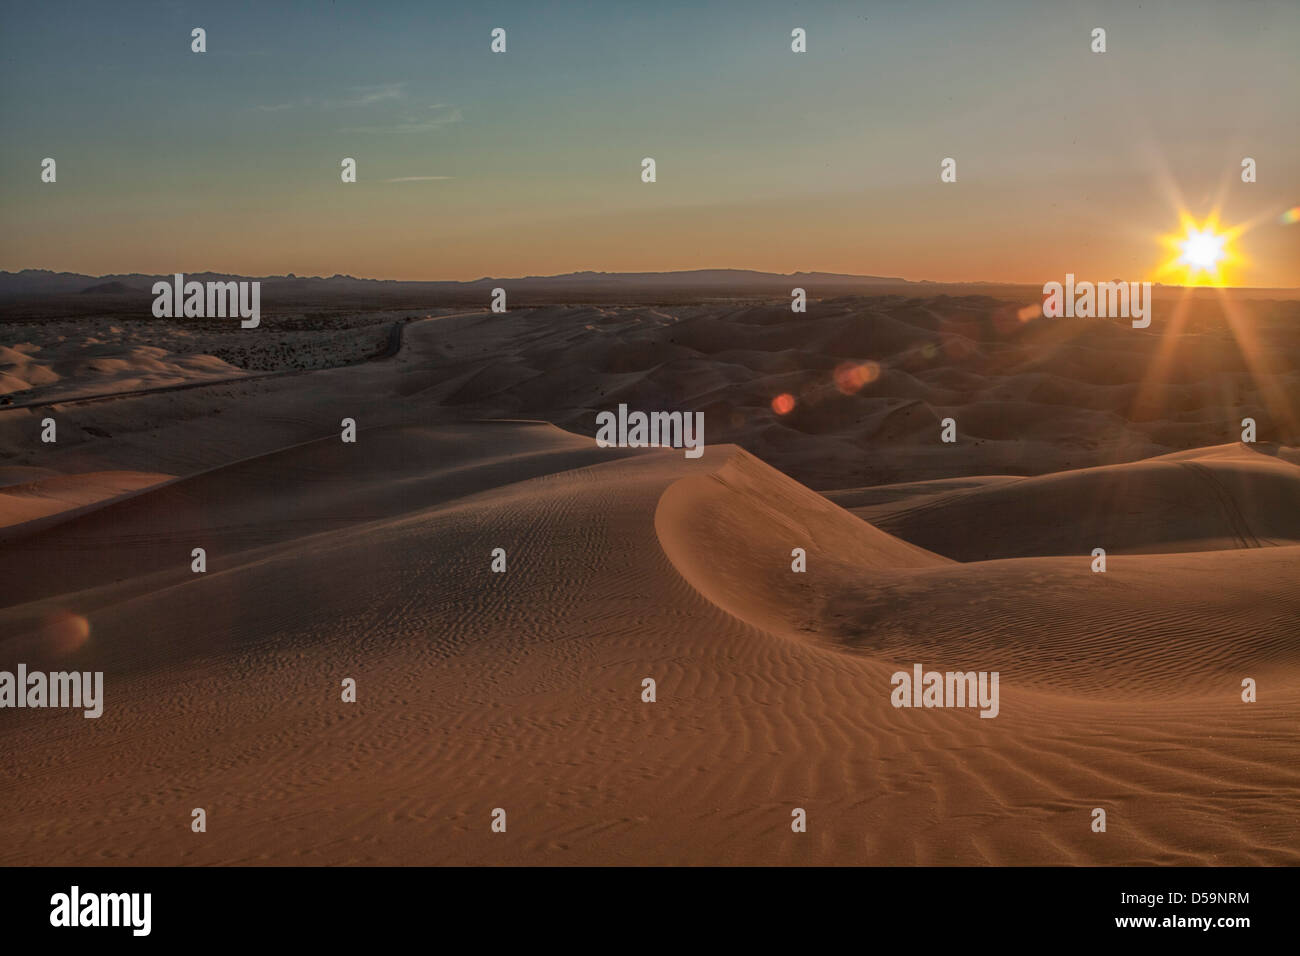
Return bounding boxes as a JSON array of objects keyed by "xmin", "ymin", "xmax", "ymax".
[
  {"xmin": 0, "ymin": 421, "xmax": 643, "ymax": 617},
  {"xmin": 829, "ymin": 443, "xmax": 1300, "ymax": 560},
  {"xmin": 655, "ymin": 447, "xmax": 949, "ymax": 640},
  {"xmin": 0, "ymin": 470, "xmax": 172, "ymax": 530}
]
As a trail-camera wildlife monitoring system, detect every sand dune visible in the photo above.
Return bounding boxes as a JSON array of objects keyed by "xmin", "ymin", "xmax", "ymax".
[
  {"xmin": 0, "ymin": 335, "xmax": 245, "ymax": 404},
  {"xmin": 830, "ymin": 442, "xmax": 1300, "ymax": 560},
  {"xmin": 0, "ymin": 422, "xmax": 639, "ymax": 617},
  {"xmin": 2, "ymin": 420, "xmax": 1296, "ymax": 865},
  {"xmin": 1, "ymin": 297, "xmax": 1297, "ymax": 866},
  {"xmin": 0, "ymin": 470, "xmax": 172, "ymax": 531},
  {"xmin": 12, "ymin": 296, "xmax": 1276, "ymax": 488},
  {"xmin": 0, "ymin": 314, "xmax": 415, "ymax": 406},
  {"xmin": 659, "ymin": 446, "xmax": 1300, "ymax": 697},
  {"xmin": 655, "ymin": 448, "xmax": 948, "ymax": 642}
]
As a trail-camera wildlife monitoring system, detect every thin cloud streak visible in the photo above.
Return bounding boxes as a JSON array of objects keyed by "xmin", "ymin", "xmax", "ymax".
[
  {"xmin": 340, "ymin": 104, "xmax": 463, "ymax": 134},
  {"xmin": 254, "ymin": 82, "xmax": 408, "ymax": 113}
]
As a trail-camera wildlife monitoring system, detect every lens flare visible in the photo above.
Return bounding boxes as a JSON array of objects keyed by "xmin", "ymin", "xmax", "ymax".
[
  {"xmin": 41, "ymin": 610, "xmax": 90, "ymax": 655},
  {"xmin": 832, "ymin": 360, "xmax": 880, "ymax": 394},
  {"xmin": 771, "ymin": 393, "xmax": 795, "ymax": 415},
  {"xmin": 1280, "ymin": 205, "xmax": 1300, "ymax": 225}
]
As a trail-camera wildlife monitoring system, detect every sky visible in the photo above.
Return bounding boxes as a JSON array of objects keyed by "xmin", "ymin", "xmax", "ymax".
[{"xmin": 1, "ymin": 0, "xmax": 1298, "ymax": 286}]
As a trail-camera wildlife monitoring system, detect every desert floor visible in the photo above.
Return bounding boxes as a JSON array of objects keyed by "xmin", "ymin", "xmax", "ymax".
[{"xmin": 1, "ymin": 299, "xmax": 1298, "ymax": 864}]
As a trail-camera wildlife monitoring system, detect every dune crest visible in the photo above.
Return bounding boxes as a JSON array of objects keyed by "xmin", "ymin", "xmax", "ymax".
[
  {"xmin": 0, "ymin": 470, "xmax": 173, "ymax": 531},
  {"xmin": 655, "ymin": 446, "xmax": 948, "ymax": 644}
]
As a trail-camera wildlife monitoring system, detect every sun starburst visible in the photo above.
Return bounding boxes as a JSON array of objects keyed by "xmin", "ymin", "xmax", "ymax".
[{"xmin": 1154, "ymin": 213, "xmax": 1243, "ymax": 287}]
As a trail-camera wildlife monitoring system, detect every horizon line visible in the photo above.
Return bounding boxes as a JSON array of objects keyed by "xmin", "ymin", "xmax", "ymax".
[{"xmin": 3, "ymin": 266, "xmax": 1298, "ymax": 294}]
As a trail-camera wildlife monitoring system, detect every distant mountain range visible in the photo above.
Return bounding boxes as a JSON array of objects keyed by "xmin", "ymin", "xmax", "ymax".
[
  {"xmin": 0, "ymin": 268, "xmax": 926, "ymax": 298},
  {"xmin": 1, "ymin": 270, "xmax": 1291, "ymax": 317}
]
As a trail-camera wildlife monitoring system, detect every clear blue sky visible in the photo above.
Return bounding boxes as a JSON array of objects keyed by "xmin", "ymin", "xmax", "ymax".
[{"xmin": 2, "ymin": 0, "xmax": 1297, "ymax": 285}]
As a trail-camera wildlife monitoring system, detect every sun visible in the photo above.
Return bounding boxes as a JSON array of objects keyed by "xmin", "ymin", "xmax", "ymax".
[
  {"xmin": 1155, "ymin": 213, "xmax": 1244, "ymax": 287},
  {"xmin": 1179, "ymin": 227, "xmax": 1226, "ymax": 273}
]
